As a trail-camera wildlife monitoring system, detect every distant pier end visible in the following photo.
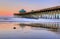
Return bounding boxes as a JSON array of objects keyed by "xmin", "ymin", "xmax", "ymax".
[{"xmin": 14, "ymin": 6, "xmax": 60, "ymax": 19}]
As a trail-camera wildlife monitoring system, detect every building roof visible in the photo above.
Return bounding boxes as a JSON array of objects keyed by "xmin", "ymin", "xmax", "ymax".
[
  {"xmin": 14, "ymin": 6, "xmax": 60, "ymax": 15},
  {"xmin": 19, "ymin": 9, "xmax": 26, "ymax": 13}
]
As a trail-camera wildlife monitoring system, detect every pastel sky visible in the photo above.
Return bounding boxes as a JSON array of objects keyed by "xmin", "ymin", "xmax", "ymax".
[{"xmin": 0, "ymin": 0, "xmax": 60, "ymax": 16}]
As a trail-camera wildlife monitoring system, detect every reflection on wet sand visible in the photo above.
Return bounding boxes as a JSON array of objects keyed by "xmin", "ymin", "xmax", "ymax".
[
  {"xmin": 19, "ymin": 22, "xmax": 60, "ymax": 29},
  {"xmin": 19, "ymin": 22, "xmax": 60, "ymax": 32},
  {"xmin": 0, "ymin": 22, "xmax": 60, "ymax": 39},
  {"xmin": 0, "ymin": 22, "xmax": 60, "ymax": 32}
]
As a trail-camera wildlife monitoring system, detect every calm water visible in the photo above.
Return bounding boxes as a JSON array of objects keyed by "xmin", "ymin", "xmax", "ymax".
[{"xmin": 0, "ymin": 22, "xmax": 60, "ymax": 39}]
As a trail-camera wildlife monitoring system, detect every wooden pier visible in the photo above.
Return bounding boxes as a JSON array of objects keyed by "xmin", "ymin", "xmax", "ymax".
[{"xmin": 14, "ymin": 6, "xmax": 60, "ymax": 19}]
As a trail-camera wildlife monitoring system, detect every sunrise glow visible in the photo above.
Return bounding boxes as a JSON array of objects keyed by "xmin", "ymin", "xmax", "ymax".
[{"xmin": 0, "ymin": 0, "xmax": 60, "ymax": 16}]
